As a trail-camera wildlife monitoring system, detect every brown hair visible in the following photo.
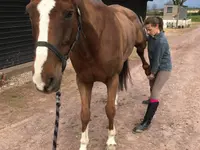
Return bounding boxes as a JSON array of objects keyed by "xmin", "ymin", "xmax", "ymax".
[{"xmin": 144, "ymin": 16, "xmax": 164, "ymax": 32}]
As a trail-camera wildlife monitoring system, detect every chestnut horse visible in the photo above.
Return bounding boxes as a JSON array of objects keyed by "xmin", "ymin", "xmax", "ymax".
[{"xmin": 26, "ymin": 0, "xmax": 150, "ymax": 149}]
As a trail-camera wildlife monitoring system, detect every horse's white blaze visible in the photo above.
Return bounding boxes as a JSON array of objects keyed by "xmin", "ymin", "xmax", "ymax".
[
  {"xmin": 32, "ymin": 0, "xmax": 56, "ymax": 91},
  {"xmin": 79, "ymin": 124, "xmax": 89, "ymax": 150},
  {"xmin": 107, "ymin": 125, "xmax": 116, "ymax": 146}
]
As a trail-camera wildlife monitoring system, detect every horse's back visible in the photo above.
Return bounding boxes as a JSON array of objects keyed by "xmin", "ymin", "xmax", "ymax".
[
  {"xmin": 108, "ymin": 4, "xmax": 143, "ymax": 37},
  {"xmin": 107, "ymin": 4, "xmax": 144, "ymax": 57},
  {"xmin": 108, "ymin": 4, "xmax": 138, "ymax": 21}
]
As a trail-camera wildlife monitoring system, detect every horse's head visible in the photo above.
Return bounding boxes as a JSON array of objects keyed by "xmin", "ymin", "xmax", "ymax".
[{"xmin": 26, "ymin": 0, "xmax": 81, "ymax": 93}]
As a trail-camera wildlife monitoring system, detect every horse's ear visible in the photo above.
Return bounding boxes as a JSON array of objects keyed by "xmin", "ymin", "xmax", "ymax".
[{"xmin": 72, "ymin": 0, "xmax": 81, "ymax": 5}]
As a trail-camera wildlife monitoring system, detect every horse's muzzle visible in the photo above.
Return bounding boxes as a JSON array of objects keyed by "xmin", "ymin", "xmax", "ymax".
[{"xmin": 42, "ymin": 77, "xmax": 60, "ymax": 93}]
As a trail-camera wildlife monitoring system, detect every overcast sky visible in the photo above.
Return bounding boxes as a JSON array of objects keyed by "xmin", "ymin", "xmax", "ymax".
[{"xmin": 147, "ymin": 0, "xmax": 200, "ymax": 9}]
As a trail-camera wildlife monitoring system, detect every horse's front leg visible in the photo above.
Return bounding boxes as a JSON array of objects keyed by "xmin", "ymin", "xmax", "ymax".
[
  {"xmin": 105, "ymin": 74, "xmax": 119, "ymax": 150},
  {"xmin": 77, "ymin": 76, "xmax": 93, "ymax": 150},
  {"xmin": 136, "ymin": 46, "xmax": 151, "ymax": 76}
]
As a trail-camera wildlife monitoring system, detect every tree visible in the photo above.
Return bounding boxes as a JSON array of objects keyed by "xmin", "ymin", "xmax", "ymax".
[
  {"xmin": 152, "ymin": 3, "xmax": 157, "ymax": 10},
  {"xmin": 172, "ymin": 0, "xmax": 187, "ymax": 28},
  {"xmin": 172, "ymin": 0, "xmax": 187, "ymax": 6},
  {"xmin": 152, "ymin": 3, "xmax": 158, "ymax": 15}
]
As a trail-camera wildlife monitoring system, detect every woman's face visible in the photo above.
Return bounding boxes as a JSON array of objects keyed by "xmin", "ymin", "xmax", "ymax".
[{"xmin": 145, "ymin": 24, "xmax": 160, "ymax": 37}]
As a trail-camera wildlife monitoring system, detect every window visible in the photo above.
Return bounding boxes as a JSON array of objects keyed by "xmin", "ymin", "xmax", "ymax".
[{"xmin": 167, "ymin": 7, "xmax": 173, "ymax": 13}]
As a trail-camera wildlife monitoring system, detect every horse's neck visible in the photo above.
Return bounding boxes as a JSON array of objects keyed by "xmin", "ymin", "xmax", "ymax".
[
  {"xmin": 78, "ymin": 0, "xmax": 91, "ymax": 17},
  {"xmin": 74, "ymin": 0, "xmax": 103, "ymax": 58},
  {"xmin": 78, "ymin": 0, "xmax": 102, "ymax": 37},
  {"xmin": 78, "ymin": 0, "xmax": 100, "ymax": 15}
]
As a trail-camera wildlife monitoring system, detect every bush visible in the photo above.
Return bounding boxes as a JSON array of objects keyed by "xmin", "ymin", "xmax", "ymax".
[{"xmin": 189, "ymin": 15, "xmax": 200, "ymax": 22}]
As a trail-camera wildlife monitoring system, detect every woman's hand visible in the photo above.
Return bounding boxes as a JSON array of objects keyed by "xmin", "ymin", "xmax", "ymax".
[
  {"xmin": 147, "ymin": 73, "xmax": 155, "ymax": 80},
  {"xmin": 143, "ymin": 64, "xmax": 151, "ymax": 76}
]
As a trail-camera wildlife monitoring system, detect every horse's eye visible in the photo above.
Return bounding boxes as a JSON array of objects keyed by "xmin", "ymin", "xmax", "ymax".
[{"xmin": 64, "ymin": 11, "xmax": 73, "ymax": 20}]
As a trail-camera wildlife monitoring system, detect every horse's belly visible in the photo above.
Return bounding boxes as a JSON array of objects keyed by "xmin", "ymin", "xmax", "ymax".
[{"xmin": 73, "ymin": 59, "xmax": 122, "ymax": 83}]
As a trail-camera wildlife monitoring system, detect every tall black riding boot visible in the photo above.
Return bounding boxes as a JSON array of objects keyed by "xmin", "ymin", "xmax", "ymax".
[{"xmin": 133, "ymin": 101, "xmax": 159, "ymax": 133}]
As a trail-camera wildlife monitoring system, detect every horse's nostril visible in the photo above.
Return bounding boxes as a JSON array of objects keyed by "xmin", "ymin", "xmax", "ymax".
[
  {"xmin": 47, "ymin": 77, "xmax": 54, "ymax": 87},
  {"xmin": 44, "ymin": 77, "xmax": 54, "ymax": 90},
  {"xmin": 43, "ymin": 76, "xmax": 59, "ymax": 92}
]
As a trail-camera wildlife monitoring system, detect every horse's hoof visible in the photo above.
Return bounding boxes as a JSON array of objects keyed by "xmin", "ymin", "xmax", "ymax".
[
  {"xmin": 106, "ymin": 145, "xmax": 116, "ymax": 150},
  {"xmin": 79, "ymin": 144, "xmax": 87, "ymax": 150},
  {"xmin": 79, "ymin": 147, "xmax": 87, "ymax": 150}
]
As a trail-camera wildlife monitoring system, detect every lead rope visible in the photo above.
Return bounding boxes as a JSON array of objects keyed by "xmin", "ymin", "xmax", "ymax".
[{"xmin": 52, "ymin": 91, "xmax": 61, "ymax": 150}]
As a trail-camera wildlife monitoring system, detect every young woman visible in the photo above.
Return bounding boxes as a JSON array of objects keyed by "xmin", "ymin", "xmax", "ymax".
[{"xmin": 133, "ymin": 17, "xmax": 172, "ymax": 133}]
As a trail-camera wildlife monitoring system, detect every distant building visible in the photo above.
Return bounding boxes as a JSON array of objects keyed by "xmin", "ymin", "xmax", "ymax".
[
  {"xmin": 162, "ymin": 2, "xmax": 191, "ymax": 28},
  {"xmin": 163, "ymin": 1, "xmax": 187, "ymax": 20}
]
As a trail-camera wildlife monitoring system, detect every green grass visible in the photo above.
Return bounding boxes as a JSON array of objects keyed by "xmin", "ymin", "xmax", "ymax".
[{"xmin": 189, "ymin": 15, "xmax": 200, "ymax": 22}]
